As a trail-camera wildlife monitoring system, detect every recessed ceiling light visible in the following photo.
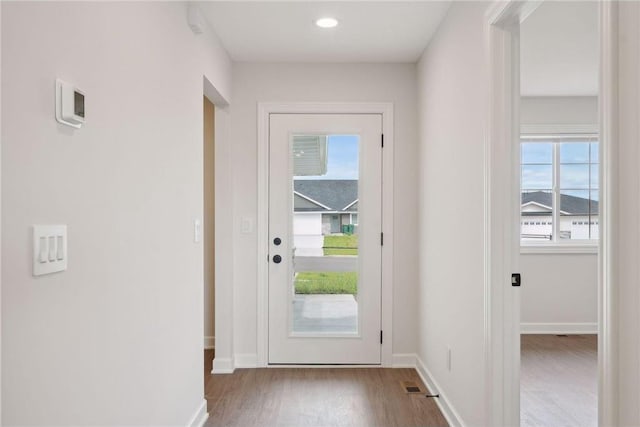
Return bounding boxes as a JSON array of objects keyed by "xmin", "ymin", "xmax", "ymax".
[{"xmin": 315, "ymin": 17, "xmax": 338, "ymax": 29}]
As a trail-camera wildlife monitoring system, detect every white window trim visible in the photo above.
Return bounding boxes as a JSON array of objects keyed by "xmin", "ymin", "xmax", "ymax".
[
  {"xmin": 350, "ymin": 213, "xmax": 358, "ymax": 226},
  {"xmin": 520, "ymin": 244, "xmax": 598, "ymax": 254}
]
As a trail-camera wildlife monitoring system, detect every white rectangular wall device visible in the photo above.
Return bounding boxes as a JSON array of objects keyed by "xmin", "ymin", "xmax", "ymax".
[
  {"xmin": 33, "ymin": 225, "xmax": 67, "ymax": 276},
  {"xmin": 55, "ymin": 79, "xmax": 85, "ymax": 128}
]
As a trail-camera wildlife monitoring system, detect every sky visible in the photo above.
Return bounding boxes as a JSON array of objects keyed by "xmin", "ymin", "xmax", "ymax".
[
  {"xmin": 521, "ymin": 142, "xmax": 599, "ymax": 200},
  {"xmin": 295, "ymin": 135, "xmax": 359, "ymax": 180}
]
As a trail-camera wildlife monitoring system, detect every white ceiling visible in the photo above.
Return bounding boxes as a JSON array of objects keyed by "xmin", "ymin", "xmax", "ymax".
[
  {"xmin": 197, "ymin": 1, "xmax": 451, "ymax": 63},
  {"xmin": 520, "ymin": 1, "xmax": 599, "ymax": 96}
]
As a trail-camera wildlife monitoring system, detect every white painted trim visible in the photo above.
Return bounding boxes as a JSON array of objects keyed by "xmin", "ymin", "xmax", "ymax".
[
  {"xmin": 0, "ymin": 2, "xmax": 3, "ymax": 420},
  {"xmin": 380, "ymin": 103, "xmax": 394, "ymax": 368},
  {"xmin": 234, "ymin": 353, "xmax": 258, "ymax": 369},
  {"xmin": 294, "ymin": 211, "xmax": 336, "ymax": 215},
  {"xmin": 485, "ymin": 2, "xmax": 524, "ymax": 426},
  {"xmin": 204, "ymin": 336, "xmax": 215, "ymax": 350},
  {"xmin": 520, "ymin": 244, "xmax": 598, "ymax": 255},
  {"xmin": 415, "ymin": 355, "xmax": 465, "ymax": 427},
  {"xmin": 257, "ymin": 104, "xmax": 269, "ymax": 368},
  {"xmin": 186, "ymin": 399, "xmax": 209, "ymax": 427},
  {"xmin": 342, "ymin": 199, "xmax": 359, "ymax": 211},
  {"xmin": 520, "ymin": 323, "xmax": 598, "ymax": 334},
  {"xmin": 598, "ymin": 2, "xmax": 617, "ymax": 425},
  {"xmin": 391, "ymin": 353, "xmax": 417, "ymax": 368},
  {"xmin": 256, "ymin": 102, "xmax": 394, "ymax": 368},
  {"xmin": 211, "ymin": 357, "xmax": 235, "ymax": 374},
  {"xmin": 520, "ymin": 123, "xmax": 599, "ymax": 136},
  {"xmin": 521, "ymin": 200, "xmax": 551, "ymax": 211}
]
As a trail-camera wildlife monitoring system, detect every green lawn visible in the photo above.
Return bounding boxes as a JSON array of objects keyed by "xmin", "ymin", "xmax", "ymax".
[
  {"xmin": 294, "ymin": 272, "xmax": 358, "ymax": 295},
  {"xmin": 323, "ymin": 234, "xmax": 358, "ymax": 256}
]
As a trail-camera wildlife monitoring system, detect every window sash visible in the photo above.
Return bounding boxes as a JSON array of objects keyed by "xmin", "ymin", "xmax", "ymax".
[{"xmin": 520, "ymin": 135, "xmax": 599, "ymax": 244}]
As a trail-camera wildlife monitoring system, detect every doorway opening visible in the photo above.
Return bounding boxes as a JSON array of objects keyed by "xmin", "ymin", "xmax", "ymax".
[
  {"xmin": 256, "ymin": 103, "xmax": 395, "ymax": 367},
  {"xmin": 485, "ymin": 1, "xmax": 613, "ymax": 426},
  {"xmin": 203, "ymin": 96, "xmax": 216, "ymax": 382},
  {"xmin": 518, "ymin": 3, "xmax": 599, "ymax": 426}
]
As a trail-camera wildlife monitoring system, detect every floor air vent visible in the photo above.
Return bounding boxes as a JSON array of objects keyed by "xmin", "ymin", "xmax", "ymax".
[{"xmin": 401, "ymin": 381, "xmax": 423, "ymax": 394}]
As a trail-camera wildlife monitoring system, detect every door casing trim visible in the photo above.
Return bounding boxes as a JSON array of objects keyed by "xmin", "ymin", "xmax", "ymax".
[{"xmin": 256, "ymin": 102, "xmax": 394, "ymax": 367}]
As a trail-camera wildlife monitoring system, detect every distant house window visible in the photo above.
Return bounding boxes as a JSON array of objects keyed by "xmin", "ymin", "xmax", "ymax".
[
  {"xmin": 521, "ymin": 136, "xmax": 599, "ymax": 243},
  {"xmin": 351, "ymin": 213, "xmax": 358, "ymax": 225}
]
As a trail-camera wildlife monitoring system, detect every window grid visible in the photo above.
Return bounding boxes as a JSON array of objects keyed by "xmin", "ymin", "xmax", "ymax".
[{"xmin": 521, "ymin": 136, "xmax": 599, "ymax": 243}]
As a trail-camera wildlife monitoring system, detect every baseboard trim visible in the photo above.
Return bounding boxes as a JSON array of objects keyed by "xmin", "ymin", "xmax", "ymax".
[
  {"xmin": 212, "ymin": 356, "xmax": 235, "ymax": 374},
  {"xmin": 204, "ymin": 336, "xmax": 215, "ymax": 350},
  {"xmin": 520, "ymin": 322, "xmax": 597, "ymax": 334},
  {"xmin": 391, "ymin": 353, "xmax": 417, "ymax": 368},
  {"xmin": 415, "ymin": 355, "xmax": 465, "ymax": 427},
  {"xmin": 235, "ymin": 353, "xmax": 258, "ymax": 368},
  {"xmin": 186, "ymin": 399, "xmax": 209, "ymax": 427}
]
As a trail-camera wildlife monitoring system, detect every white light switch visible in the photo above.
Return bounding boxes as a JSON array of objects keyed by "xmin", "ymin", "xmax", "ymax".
[
  {"xmin": 33, "ymin": 225, "xmax": 67, "ymax": 276},
  {"xmin": 57, "ymin": 236, "xmax": 64, "ymax": 260},
  {"xmin": 48, "ymin": 236, "xmax": 56, "ymax": 261},
  {"xmin": 39, "ymin": 237, "xmax": 48, "ymax": 263},
  {"xmin": 241, "ymin": 217, "xmax": 254, "ymax": 234},
  {"xmin": 194, "ymin": 219, "xmax": 201, "ymax": 243}
]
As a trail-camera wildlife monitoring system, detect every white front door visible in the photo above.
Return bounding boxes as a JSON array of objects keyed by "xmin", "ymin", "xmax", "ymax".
[{"xmin": 268, "ymin": 113, "xmax": 382, "ymax": 364}]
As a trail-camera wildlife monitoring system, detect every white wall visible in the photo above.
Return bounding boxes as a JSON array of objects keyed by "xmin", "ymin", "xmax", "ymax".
[
  {"xmin": 520, "ymin": 253, "xmax": 597, "ymax": 331},
  {"xmin": 1, "ymin": 2, "xmax": 231, "ymax": 425},
  {"xmin": 416, "ymin": 3, "xmax": 489, "ymax": 425},
  {"xmin": 227, "ymin": 63, "xmax": 419, "ymax": 360}
]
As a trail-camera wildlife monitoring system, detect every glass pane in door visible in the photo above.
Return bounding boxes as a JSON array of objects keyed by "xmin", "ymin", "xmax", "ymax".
[{"xmin": 291, "ymin": 134, "xmax": 360, "ymax": 335}]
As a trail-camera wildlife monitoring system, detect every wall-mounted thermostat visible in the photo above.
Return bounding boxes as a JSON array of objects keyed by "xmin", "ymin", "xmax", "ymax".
[{"xmin": 55, "ymin": 79, "xmax": 85, "ymax": 128}]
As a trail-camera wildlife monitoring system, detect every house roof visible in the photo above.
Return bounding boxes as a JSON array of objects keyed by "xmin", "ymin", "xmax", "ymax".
[
  {"xmin": 294, "ymin": 180, "xmax": 358, "ymax": 212},
  {"xmin": 522, "ymin": 191, "xmax": 598, "ymax": 215}
]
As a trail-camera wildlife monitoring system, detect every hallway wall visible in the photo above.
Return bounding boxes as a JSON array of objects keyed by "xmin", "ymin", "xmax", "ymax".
[
  {"xmin": 416, "ymin": 2, "xmax": 490, "ymax": 425},
  {"xmin": 227, "ymin": 62, "xmax": 419, "ymax": 361},
  {"xmin": 1, "ymin": 2, "xmax": 231, "ymax": 425}
]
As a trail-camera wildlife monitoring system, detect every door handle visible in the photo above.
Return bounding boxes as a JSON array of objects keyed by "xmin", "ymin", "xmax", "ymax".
[
  {"xmin": 512, "ymin": 273, "xmax": 521, "ymax": 286},
  {"xmin": 273, "ymin": 255, "xmax": 282, "ymax": 264}
]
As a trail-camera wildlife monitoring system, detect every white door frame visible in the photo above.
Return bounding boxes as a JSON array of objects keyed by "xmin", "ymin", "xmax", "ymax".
[
  {"xmin": 256, "ymin": 102, "xmax": 394, "ymax": 367},
  {"xmin": 484, "ymin": 1, "xmax": 616, "ymax": 426}
]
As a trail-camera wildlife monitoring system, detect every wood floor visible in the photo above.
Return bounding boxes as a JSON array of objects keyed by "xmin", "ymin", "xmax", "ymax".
[
  {"xmin": 203, "ymin": 350, "xmax": 447, "ymax": 427},
  {"xmin": 521, "ymin": 334, "xmax": 597, "ymax": 427}
]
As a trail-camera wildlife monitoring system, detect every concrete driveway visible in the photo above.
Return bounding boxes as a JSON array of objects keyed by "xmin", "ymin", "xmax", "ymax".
[{"xmin": 295, "ymin": 255, "xmax": 357, "ymax": 273}]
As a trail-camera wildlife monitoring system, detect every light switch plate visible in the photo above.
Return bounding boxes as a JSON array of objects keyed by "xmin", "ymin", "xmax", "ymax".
[
  {"xmin": 194, "ymin": 219, "xmax": 201, "ymax": 243},
  {"xmin": 241, "ymin": 217, "xmax": 254, "ymax": 234},
  {"xmin": 33, "ymin": 225, "xmax": 67, "ymax": 276}
]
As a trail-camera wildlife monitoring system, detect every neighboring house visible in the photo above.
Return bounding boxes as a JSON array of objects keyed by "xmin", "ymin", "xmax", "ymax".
[
  {"xmin": 293, "ymin": 180, "xmax": 358, "ymax": 256},
  {"xmin": 521, "ymin": 191, "xmax": 599, "ymax": 240}
]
